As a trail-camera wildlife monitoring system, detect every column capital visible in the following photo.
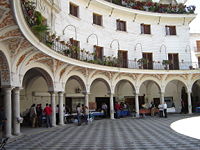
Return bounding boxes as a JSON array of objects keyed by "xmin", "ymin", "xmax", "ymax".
[
  {"xmin": 58, "ymin": 91, "xmax": 65, "ymax": 95},
  {"xmin": 135, "ymin": 93, "xmax": 139, "ymax": 96},
  {"xmin": 49, "ymin": 91, "xmax": 56, "ymax": 95},
  {"xmin": 13, "ymin": 87, "xmax": 23, "ymax": 92}
]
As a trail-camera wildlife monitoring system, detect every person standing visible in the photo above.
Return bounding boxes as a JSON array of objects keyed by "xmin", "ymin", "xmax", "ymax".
[
  {"xmin": 43, "ymin": 103, "xmax": 52, "ymax": 128},
  {"xmin": 30, "ymin": 104, "xmax": 37, "ymax": 127},
  {"xmin": 101, "ymin": 103, "xmax": 108, "ymax": 118},
  {"xmin": 115, "ymin": 102, "xmax": 121, "ymax": 119},
  {"xmin": 163, "ymin": 102, "xmax": 168, "ymax": 118},
  {"xmin": 83, "ymin": 106, "xmax": 89, "ymax": 124},
  {"xmin": 158, "ymin": 103, "xmax": 163, "ymax": 117},
  {"xmin": 36, "ymin": 104, "xmax": 42, "ymax": 127},
  {"xmin": 56, "ymin": 104, "xmax": 59, "ymax": 125},
  {"xmin": 0, "ymin": 106, "xmax": 7, "ymax": 137},
  {"xmin": 76, "ymin": 103, "xmax": 82, "ymax": 126}
]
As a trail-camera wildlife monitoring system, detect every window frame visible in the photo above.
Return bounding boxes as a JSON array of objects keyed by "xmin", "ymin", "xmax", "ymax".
[
  {"xmin": 93, "ymin": 13, "xmax": 103, "ymax": 26},
  {"xmin": 165, "ymin": 26, "xmax": 176, "ymax": 35},
  {"xmin": 94, "ymin": 45, "xmax": 104, "ymax": 61},
  {"xmin": 141, "ymin": 24, "xmax": 151, "ymax": 34},
  {"xmin": 116, "ymin": 19, "xmax": 127, "ymax": 32},
  {"xmin": 69, "ymin": 3, "xmax": 79, "ymax": 18}
]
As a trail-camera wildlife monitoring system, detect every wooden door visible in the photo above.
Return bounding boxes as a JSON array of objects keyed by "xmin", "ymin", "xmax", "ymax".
[
  {"xmin": 168, "ymin": 53, "xmax": 179, "ymax": 70},
  {"xmin": 118, "ymin": 50, "xmax": 128, "ymax": 68},
  {"xmin": 70, "ymin": 38, "xmax": 80, "ymax": 59},
  {"xmin": 142, "ymin": 53, "xmax": 153, "ymax": 69},
  {"xmin": 94, "ymin": 46, "xmax": 103, "ymax": 60},
  {"xmin": 125, "ymin": 97, "xmax": 135, "ymax": 111},
  {"xmin": 196, "ymin": 41, "xmax": 200, "ymax": 52},
  {"xmin": 198, "ymin": 57, "xmax": 200, "ymax": 68},
  {"xmin": 153, "ymin": 98, "xmax": 160, "ymax": 108},
  {"xmin": 65, "ymin": 97, "xmax": 72, "ymax": 113}
]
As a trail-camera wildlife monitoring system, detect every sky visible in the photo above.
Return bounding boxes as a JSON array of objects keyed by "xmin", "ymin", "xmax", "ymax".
[{"xmin": 185, "ymin": 0, "xmax": 200, "ymax": 33}]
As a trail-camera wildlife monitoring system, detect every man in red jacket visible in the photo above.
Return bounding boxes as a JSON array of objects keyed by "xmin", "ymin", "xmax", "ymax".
[
  {"xmin": 115, "ymin": 102, "xmax": 121, "ymax": 119},
  {"xmin": 44, "ymin": 103, "xmax": 52, "ymax": 128}
]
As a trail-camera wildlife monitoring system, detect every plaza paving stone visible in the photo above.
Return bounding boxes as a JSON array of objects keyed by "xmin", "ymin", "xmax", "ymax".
[{"xmin": 5, "ymin": 114, "xmax": 200, "ymax": 150}]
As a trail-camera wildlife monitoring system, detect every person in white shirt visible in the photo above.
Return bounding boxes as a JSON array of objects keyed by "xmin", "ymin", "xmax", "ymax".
[
  {"xmin": 163, "ymin": 102, "xmax": 168, "ymax": 118},
  {"xmin": 102, "ymin": 103, "xmax": 108, "ymax": 118}
]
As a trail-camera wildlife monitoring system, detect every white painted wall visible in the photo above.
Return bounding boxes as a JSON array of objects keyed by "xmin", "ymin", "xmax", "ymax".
[
  {"xmin": 50, "ymin": 0, "xmax": 194, "ymax": 67},
  {"xmin": 190, "ymin": 33, "xmax": 200, "ymax": 62}
]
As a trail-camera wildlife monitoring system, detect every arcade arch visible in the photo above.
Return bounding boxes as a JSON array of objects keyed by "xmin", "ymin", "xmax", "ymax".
[
  {"xmin": 64, "ymin": 75, "xmax": 86, "ymax": 112},
  {"xmin": 191, "ymin": 80, "xmax": 200, "ymax": 112},
  {"xmin": 165, "ymin": 80, "xmax": 187, "ymax": 113},
  {"xmin": 114, "ymin": 80, "xmax": 136, "ymax": 111},
  {"xmin": 90, "ymin": 78, "xmax": 111, "ymax": 112},
  {"xmin": 139, "ymin": 80, "xmax": 161, "ymax": 107}
]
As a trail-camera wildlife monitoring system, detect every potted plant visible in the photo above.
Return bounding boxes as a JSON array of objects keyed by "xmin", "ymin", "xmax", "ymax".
[
  {"xmin": 162, "ymin": 60, "xmax": 170, "ymax": 70},
  {"xmin": 137, "ymin": 58, "xmax": 147, "ymax": 69}
]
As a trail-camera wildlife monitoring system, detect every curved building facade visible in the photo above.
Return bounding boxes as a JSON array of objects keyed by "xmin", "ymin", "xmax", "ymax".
[{"xmin": 0, "ymin": 0, "xmax": 200, "ymax": 137}]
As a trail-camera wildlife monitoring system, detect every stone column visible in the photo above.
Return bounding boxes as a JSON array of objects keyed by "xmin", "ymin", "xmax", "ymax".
[
  {"xmin": 3, "ymin": 88, "xmax": 12, "ymax": 138},
  {"xmin": 160, "ymin": 92, "xmax": 165, "ymax": 104},
  {"xmin": 50, "ymin": 92, "xmax": 56, "ymax": 127},
  {"xmin": 135, "ymin": 93, "xmax": 139, "ymax": 118},
  {"xmin": 187, "ymin": 91, "xmax": 192, "ymax": 114},
  {"xmin": 12, "ymin": 87, "xmax": 21, "ymax": 135},
  {"xmin": 58, "ymin": 92, "xmax": 64, "ymax": 125},
  {"xmin": 85, "ymin": 92, "xmax": 89, "ymax": 107},
  {"xmin": 110, "ymin": 93, "xmax": 114, "ymax": 119}
]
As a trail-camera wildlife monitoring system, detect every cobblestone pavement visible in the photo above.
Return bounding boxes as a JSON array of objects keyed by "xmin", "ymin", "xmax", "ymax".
[{"xmin": 5, "ymin": 114, "xmax": 200, "ymax": 150}]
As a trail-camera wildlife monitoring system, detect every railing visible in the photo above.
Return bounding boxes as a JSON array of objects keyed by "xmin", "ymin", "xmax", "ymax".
[
  {"xmin": 194, "ymin": 47, "xmax": 200, "ymax": 53},
  {"xmin": 21, "ymin": 0, "xmax": 199, "ymax": 70},
  {"xmin": 104, "ymin": 0, "xmax": 195, "ymax": 14}
]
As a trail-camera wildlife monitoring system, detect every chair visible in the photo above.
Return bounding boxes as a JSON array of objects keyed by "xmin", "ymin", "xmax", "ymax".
[{"xmin": 0, "ymin": 137, "xmax": 9, "ymax": 150}]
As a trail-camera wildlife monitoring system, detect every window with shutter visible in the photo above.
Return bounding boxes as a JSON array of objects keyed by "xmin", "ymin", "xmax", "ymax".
[
  {"xmin": 165, "ymin": 26, "xmax": 176, "ymax": 35},
  {"xmin": 142, "ymin": 53, "xmax": 153, "ymax": 69},
  {"xmin": 93, "ymin": 13, "xmax": 102, "ymax": 26},
  {"xmin": 70, "ymin": 38, "xmax": 80, "ymax": 59},
  {"xmin": 196, "ymin": 41, "xmax": 200, "ymax": 52},
  {"xmin": 69, "ymin": 3, "xmax": 79, "ymax": 18},
  {"xmin": 168, "ymin": 53, "xmax": 179, "ymax": 70},
  {"xmin": 94, "ymin": 46, "xmax": 103, "ymax": 60},
  {"xmin": 118, "ymin": 50, "xmax": 128, "ymax": 68},
  {"xmin": 116, "ymin": 20, "xmax": 126, "ymax": 31},
  {"xmin": 141, "ymin": 24, "xmax": 151, "ymax": 34}
]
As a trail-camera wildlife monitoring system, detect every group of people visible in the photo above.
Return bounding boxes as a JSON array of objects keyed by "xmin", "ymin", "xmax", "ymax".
[
  {"xmin": 76, "ymin": 103, "xmax": 89, "ymax": 126},
  {"xmin": 28, "ymin": 103, "xmax": 66, "ymax": 128},
  {"xmin": 29, "ymin": 103, "xmax": 52, "ymax": 128},
  {"xmin": 115, "ymin": 102, "xmax": 129, "ymax": 119}
]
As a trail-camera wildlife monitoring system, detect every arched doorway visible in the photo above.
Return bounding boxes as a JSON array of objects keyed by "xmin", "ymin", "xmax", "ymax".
[
  {"xmin": 21, "ymin": 68, "xmax": 54, "ymax": 127},
  {"xmin": 90, "ymin": 78, "xmax": 111, "ymax": 115},
  {"xmin": 165, "ymin": 80, "xmax": 187, "ymax": 113},
  {"xmin": 191, "ymin": 80, "xmax": 200, "ymax": 112},
  {"xmin": 65, "ymin": 75, "xmax": 86, "ymax": 113},
  {"xmin": 139, "ymin": 80, "xmax": 161, "ymax": 108},
  {"xmin": 115, "ymin": 80, "xmax": 135, "ymax": 112}
]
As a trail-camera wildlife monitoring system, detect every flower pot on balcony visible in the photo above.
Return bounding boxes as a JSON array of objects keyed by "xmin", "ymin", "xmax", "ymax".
[{"xmin": 189, "ymin": 66, "xmax": 193, "ymax": 70}]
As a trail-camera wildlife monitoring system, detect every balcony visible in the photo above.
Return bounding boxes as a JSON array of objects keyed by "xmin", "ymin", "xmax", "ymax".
[
  {"xmin": 104, "ymin": 0, "xmax": 195, "ymax": 14},
  {"xmin": 20, "ymin": 0, "xmax": 199, "ymax": 71}
]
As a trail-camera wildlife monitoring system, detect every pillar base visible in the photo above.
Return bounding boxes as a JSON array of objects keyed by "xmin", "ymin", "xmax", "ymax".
[
  {"xmin": 135, "ymin": 114, "xmax": 140, "ymax": 118},
  {"xmin": 58, "ymin": 123, "xmax": 65, "ymax": 126},
  {"xmin": 52, "ymin": 124, "xmax": 57, "ymax": 127},
  {"xmin": 13, "ymin": 132, "xmax": 21, "ymax": 136}
]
